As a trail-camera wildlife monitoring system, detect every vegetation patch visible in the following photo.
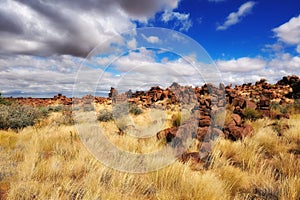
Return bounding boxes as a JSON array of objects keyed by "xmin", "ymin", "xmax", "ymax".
[
  {"xmin": 97, "ymin": 109, "xmax": 113, "ymax": 122},
  {"xmin": 172, "ymin": 112, "xmax": 182, "ymax": 127},
  {"xmin": 0, "ymin": 104, "xmax": 48, "ymax": 131},
  {"xmin": 243, "ymin": 108, "xmax": 262, "ymax": 121},
  {"xmin": 129, "ymin": 104, "xmax": 143, "ymax": 115}
]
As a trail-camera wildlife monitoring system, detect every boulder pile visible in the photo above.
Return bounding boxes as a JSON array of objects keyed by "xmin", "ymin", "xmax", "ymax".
[{"xmin": 3, "ymin": 75, "xmax": 300, "ymax": 148}]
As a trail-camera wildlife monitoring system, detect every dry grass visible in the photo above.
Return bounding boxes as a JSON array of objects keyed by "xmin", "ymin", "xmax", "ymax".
[{"xmin": 0, "ymin": 109, "xmax": 299, "ymax": 199}]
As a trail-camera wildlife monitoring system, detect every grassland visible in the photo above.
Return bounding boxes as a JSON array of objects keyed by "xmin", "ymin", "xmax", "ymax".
[{"xmin": 0, "ymin": 104, "xmax": 299, "ymax": 199}]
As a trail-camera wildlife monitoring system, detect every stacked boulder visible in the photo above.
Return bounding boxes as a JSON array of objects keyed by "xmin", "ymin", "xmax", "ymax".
[{"xmin": 277, "ymin": 75, "xmax": 300, "ymax": 99}]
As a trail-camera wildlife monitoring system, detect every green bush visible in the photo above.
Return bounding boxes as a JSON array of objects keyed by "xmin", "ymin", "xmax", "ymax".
[
  {"xmin": 97, "ymin": 109, "xmax": 113, "ymax": 122},
  {"xmin": 0, "ymin": 104, "xmax": 47, "ymax": 130},
  {"xmin": 0, "ymin": 93, "xmax": 12, "ymax": 105},
  {"xmin": 243, "ymin": 108, "xmax": 262, "ymax": 121},
  {"xmin": 270, "ymin": 100, "xmax": 300, "ymax": 115},
  {"xmin": 129, "ymin": 105, "xmax": 143, "ymax": 115}
]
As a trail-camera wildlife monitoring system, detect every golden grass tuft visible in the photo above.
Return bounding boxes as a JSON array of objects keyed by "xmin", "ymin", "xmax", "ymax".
[{"xmin": 0, "ymin": 108, "xmax": 299, "ymax": 199}]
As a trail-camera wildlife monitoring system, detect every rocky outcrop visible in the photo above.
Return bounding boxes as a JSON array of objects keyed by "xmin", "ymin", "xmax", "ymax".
[
  {"xmin": 6, "ymin": 93, "xmax": 72, "ymax": 106},
  {"xmin": 277, "ymin": 75, "xmax": 300, "ymax": 99}
]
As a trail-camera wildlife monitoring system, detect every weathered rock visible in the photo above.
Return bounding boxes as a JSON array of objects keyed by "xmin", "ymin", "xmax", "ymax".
[
  {"xmin": 246, "ymin": 100, "xmax": 257, "ymax": 109},
  {"xmin": 212, "ymin": 128, "xmax": 224, "ymax": 138},
  {"xmin": 232, "ymin": 97, "xmax": 246, "ymax": 108},
  {"xmin": 179, "ymin": 152, "xmax": 200, "ymax": 163},
  {"xmin": 197, "ymin": 127, "xmax": 209, "ymax": 140},
  {"xmin": 241, "ymin": 124, "xmax": 254, "ymax": 138},
  {"xmin": 199, "ymin": 116, "xmax": 211, "ymax": 127},
  {"xmin": 231, "ymin": 113, "xmax": 242, "ymax": 126},
  {"xmin": 156, "ymin": 127, "xmax": 178, "ymax": 142}
]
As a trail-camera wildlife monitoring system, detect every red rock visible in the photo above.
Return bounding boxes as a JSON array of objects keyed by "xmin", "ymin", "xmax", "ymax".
[
  {"xmin": 246, "ymin": 100, "xmax": 257, "ymax": 109},
  {"xmin": 156, "ymin": 127, "xmax": 178, "ymax": 142},
  {"xmin": 231, "ymin": 113, "xmax": 242, "ymax": 126},
  {"xmin": 200, "ymin": 142, "xmax": 212, "ymax": 152},
  {"xmin": 228, "ymin": 126, "xmax": 244, "ymax": 140},
  {"xmin": 197, "ymin": 127, "xmax": 209, "ymax": 140},
  {"xmin": 260, "ymin": 110, "xmax": 270, "ymax": 118},
  {"xmin": 232, "ymin": 97, "xmax": 246, "ymax": 108},
  {"xmin": 179, "ymin": 152, "xmax": 200, "ymax": 163},
  {"xmin": 212, "ymin": 128, "xmax": 224, "ymax": 138},
  {"xmin": 217, "ymin": 99, "xmax": 226, "ymax": 107},
  {"xmin": 199, "ymin": 116, "xmax": 211, "ymax": 127},
  {"xmin": 241, "ymin": 124, "xmax": 253, "ymax": 138}
]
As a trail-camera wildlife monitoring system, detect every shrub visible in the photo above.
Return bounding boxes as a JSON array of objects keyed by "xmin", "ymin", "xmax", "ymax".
[
  {"xmin": 270, "ymin": 101, "xmax": 281, "ymax": 112},
  {"xmin": 0, "ymin": 104, "xmax": 47, "ymax": 130},
  {"xmin": 129, "ymin": 105, "xmax": 143, "ymax": 115},
  {"xmin": 112, "ymin": 103, "xmax": 129, "ymax": 119},
  {"xmin": 0, "ymin": 98, "xmax": 11, "ymax": 105},
  {"xmin": 243, "ymin": 108, "xmax": 262, "ymax": 121},
  {"xmin": 270, "ymin": 100, "xmax": 300, "ymax": 115},
  {"xmin": 294, "ymin": 99, "xmax": 300, "ymax": 113},
  {"xmin": 39, "ymin": 106, "xmax": 50, "ymax": 117},
  {"xmin": 172, "ymin": 112, "xmax": 182, "ymax": 127},
  {"xmin": 83, "ymin": 105, "xmax": 95, "ymax": 112},
  {"xmin": 60, "ymin": 110, "xmax": 75, "ymax": 125},
  {"xmin": 0, "ymin": 93, "xmax": 12, "ymax": 105},
  {"xmin": 51, "ymin": 105, "xmax": 63, "ymax": 112},
  {"xmin": 97, "ymin": 109, "xmax": 113, "ymax": 122}
]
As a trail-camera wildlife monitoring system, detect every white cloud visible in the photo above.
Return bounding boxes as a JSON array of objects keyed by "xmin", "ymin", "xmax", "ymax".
[
  {"xmin": 109, "ymin": 48, "xmax": 205, "ymax": 90},
  {"xmin": 217, "ymin": 57, "xmax": 266, "ymax": 72},
  {"xmin": 127, "ymin": 39, "xmax": 137, "ymax": 49},
  {"xmin": 297, "ymin": 45, "xmax": 300, "ymax": 54},
  {"xmin": 273, "ymin": 15, "xmax": 300, "ymax": 45},
  {"xmin": 217, "ymin": 1, "xmax": 256, "ymax": 31},
  {"xmin": 262, "ymin": 43, "xmax": 285, "ymax": 53},
  {"xmin": 268, "ymin": 53, "xmax": 300, "ymax": 70},
  {"xmin": 162, "ymin": 10, "xmax": 193, "ymax": 31},
  {"xmin": 273, "ymin": 15, "xmax": 300, "ymax": 53},
  {"xmin": 3, "ymin": 51, "xmax": 299, "ymax": 97},
  {"xmin": 0, "ymin": 0, "xmax": 187, "ymax": 97},
  {"xmin": 0, "ymin": 0, "xmax": 180, "ymax": 57},
  {"xmin": 141, "ymin": 34, "xmax": 160, "ymax": 44},
  {"xmin": 216, "ymin": 53, "xmax": 300, "ymax": 85}
]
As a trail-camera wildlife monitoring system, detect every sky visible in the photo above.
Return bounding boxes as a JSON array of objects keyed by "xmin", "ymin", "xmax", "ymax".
[{"xmin": 0, "ymin": 0, "xmax": 300, "ymax": 97}]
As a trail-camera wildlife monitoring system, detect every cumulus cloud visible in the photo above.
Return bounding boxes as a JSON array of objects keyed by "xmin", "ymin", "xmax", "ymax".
[
  {"xmin": 2, "ymin": 51, "xmax": 299, "ymax": 96},
  {"xmin": 162, "ymin": 10, "xmax": 193, "ymax": 31},
  {"xmin": 262, "ymin": 43, "xmax": 285, "ymax": 54},
  {"xmin": 0, "ymin": 0, "xmax": 179, "ymax": 57},
  {"xmin": 0, "ymin": 0, "xmax": 187, "ymax": 97},
  {"xmin": 217, "ymin": 1, "xmax": 256, "ymax": 31},
  {"xmin": 141, "ymin": 34, "xmax": 160, "ymax": 44},
  {"xmin": 102, "ymin": 48, "xmax": 205, "ymax": 91},
  {"xmin": 216, "ymin": 53, "xmax": 300, "ymax": 85},
  {"xmin": 0, "ymin": 55, "xmax": 81, "ymax": 96},
  {"xmin": 217, "ymin": 57, "xmax": 266, "ymax": 72},
  {"xmin": 297, "ymin": 45, "xmax": 300, "ymax": 54},
  {"xmin": 268, "ymin": 53, "xmax": 300, "ymax": 70},
  {"xmin": 273, "ymin": 14, "xmax": 300, "ymax": 53},
  {"xmin": 127, "ymin": 39, "xmax": 137, "ymax": 50}
]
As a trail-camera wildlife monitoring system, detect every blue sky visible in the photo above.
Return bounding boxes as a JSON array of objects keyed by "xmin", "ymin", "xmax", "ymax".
[
  {"xmin": 149, "ymin": 0, "xmax": 300, "ymax": 59},
  {"xmin": 0, "ymin": 0, "xmax": 300, "ymax": 97}
]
